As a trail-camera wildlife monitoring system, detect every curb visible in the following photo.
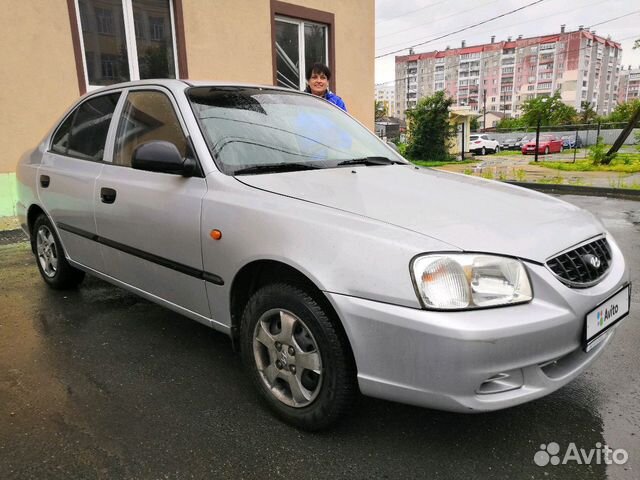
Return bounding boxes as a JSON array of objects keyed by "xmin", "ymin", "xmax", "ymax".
[{"xmin": 506, "ymin": 181, "xmax": 640, "ymax": 201}]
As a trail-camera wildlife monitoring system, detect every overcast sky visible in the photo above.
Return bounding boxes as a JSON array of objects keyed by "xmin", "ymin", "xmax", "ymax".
[{"xmin": 375, "ymin": 0, "xmax": 640, "ymax": 86}]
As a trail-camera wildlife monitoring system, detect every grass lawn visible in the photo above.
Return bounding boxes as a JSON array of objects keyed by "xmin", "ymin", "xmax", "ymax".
[
  {"xmin": 531, "ymin": 152, "xmax": 640, "ymax": 173},
  {"xmin": 410, "ymin": 159, "xmax": 477, "ymax": 167},
  {"xmin": 495, "ymin": 150, "xmax": 522, "ymax": 156}
]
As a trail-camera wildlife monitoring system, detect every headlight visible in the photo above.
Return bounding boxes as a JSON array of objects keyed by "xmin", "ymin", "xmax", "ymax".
[{"xmin": 411, "ymin": 254, "xmax": 532, "ymax": 310}]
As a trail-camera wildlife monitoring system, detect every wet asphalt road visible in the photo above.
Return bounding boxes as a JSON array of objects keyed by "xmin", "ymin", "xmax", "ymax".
[{"xmin": 0, "ymin": 195, "xmax": 638, "ymax": 480}]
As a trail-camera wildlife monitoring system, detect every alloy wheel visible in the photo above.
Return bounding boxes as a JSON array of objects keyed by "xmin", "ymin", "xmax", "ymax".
[
  {"xmin": 36, "ymin": 225, "xmax": 58, "ymax": 278},
  {"xmin": 252, "ymin": 308, "xmax": 323, "ymax": 408}
]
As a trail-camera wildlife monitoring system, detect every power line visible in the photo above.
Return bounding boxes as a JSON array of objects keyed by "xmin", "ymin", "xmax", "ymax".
[
  {"xmin": 376, "ymin": 0, "xmax": 608, "ymax": 53},
  {"xmin": 375, "ymin": 0, "xmax": 448, "ymax": 25},
  {"xmin": 375, "ymin": 0, "xmax": 549, "ymax": 59},
  {"xmin": 376, "ymin": 0, "xmax": 500, "ymax": 41},
  {"xmin": 588, "ymin": 9, "xmax": 640, "ymax": 28}
]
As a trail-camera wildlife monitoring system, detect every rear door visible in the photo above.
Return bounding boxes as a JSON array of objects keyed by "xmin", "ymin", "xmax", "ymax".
[
  {"xmin": 94, "ymin": 87, "xmax": 211, "ymax": 318},
  {"xmin": 38, "ymin": 92, "xmax": 121, "ymax": 272}
]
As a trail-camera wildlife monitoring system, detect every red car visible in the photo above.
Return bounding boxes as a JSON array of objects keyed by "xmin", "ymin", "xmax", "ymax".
[{"xmin": 521, "ymin": 135, "xmax": 564, "ymax": 155}]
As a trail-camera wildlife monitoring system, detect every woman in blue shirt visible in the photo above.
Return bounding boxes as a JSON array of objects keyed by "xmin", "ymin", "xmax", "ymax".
[{"xmin": 304, "ymin": 63, "xmax": 347, "ymax": 111}]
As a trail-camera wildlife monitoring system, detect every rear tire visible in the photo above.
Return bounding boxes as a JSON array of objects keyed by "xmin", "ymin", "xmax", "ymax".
[
  {"xmin": 240, "ymin": 283, "xmax": 357, "ymax": 431},
  {"xmin": 481, "ymin": 147, "xmax": 486, "ymax": 155},
  {"xmin": 544, "ymin": 146, "xmax": 550, "ymax": 155},
  {"xmin": 32, "ymin": 214, "xmax": 85, "ymax": 289}
]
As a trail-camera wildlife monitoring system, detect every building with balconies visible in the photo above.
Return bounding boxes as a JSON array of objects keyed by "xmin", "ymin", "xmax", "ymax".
[{"xmin": 394, "ymin": 26, "xmax": 622, "ymax": 121}]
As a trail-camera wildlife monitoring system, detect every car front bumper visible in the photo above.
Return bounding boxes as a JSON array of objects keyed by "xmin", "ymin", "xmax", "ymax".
[{"xmin": 325, "ymin": 247, "xmax": 629, "ymax": 413}]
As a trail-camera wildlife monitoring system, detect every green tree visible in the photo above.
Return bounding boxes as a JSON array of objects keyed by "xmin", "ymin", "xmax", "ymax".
[
  {"xmin": 374, "ymin": 101, "xmax": 388, "ymax": 121},
  {"xmin": 520, "ymin": 91, "xmax": 577, "ymax": 126},
  {"xmin": 578, "ymin": 101, "xmax": 598, "ymax": 124},
  {"xmin": 496, "ymin": 117, "xmax": 525, "ymax": 130},
  {"xmin": 406, "ymin": 91, "xmax": 455, "ymax": 160},
  {"xmin": 605, "ymin": 99, "xmax": 640, "ymax": 123},
  {"xmin": 470, "ymin": 116, "xmax": 479, "ymax": 131}
]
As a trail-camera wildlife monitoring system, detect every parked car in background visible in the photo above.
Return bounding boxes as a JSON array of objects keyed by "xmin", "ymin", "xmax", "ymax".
[
  {"xmin": 16, "ymin": 80, "xmax": 631, "ymax": 430},
  {"xmin": 469, "ymin": 134, "xmax": 500, "ymax": 155},
  {"xmin": 561, "ymin": 135, "xmax": 583, "ymax": 149},
  {"xmin": 521, "ymin": 135, "xmax": 564, "ymax": 155},
  {"xmin": 500, "ymin": 136, "xmax": 524, "ymax": 150},
  {"xmin": 516, "ymin": 135, "xmax": 534, "ymax": 149}
]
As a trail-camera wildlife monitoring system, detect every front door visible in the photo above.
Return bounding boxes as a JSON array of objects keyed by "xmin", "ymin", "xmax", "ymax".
[{"xmin": 94, "ymin": 88, "xmax": 210, "ymax": 318}]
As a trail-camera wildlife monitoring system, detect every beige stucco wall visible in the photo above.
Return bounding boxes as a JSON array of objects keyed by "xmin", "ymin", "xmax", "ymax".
[
  {"xmin": 0, "ymin": 1, "xmax": 80, "ymax": 173},
  {"xmin": 183, "ymin": 0, "xmax": 375, "ymax": 129},
  {"xmin": 0, "ymin": 0, "xmax": 374, "ymax": 174}
]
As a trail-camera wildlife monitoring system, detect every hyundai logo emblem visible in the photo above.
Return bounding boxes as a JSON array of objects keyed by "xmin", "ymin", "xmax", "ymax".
[{"xmin": 583, "ymin": 254, "xmax": 601, "ymax": 269}]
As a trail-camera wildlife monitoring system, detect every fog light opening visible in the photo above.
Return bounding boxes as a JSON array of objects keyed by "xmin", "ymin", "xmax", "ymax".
[{"xmin": 476, "ymin": 369, "xmax": 524, "ymax": 395}]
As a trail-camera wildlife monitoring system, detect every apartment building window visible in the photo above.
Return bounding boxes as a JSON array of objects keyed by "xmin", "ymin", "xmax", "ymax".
[
  {"xmin": 74, "ymin": 0, "xmax": 182, "ymax": 90},
  {"xmin": 149, "ymin": 16, "xmax": 164, "ymax": 41},
  {"xmin": 95, "ymin": 7, "xmax": 115, "ymax": 34},
  {"xmin": 538, "ymin": 82, "xmax": 552, "ymax": 90},
  {"xmin": 527, "ymin": 85, "xmax": 534, "ymax": 91}
]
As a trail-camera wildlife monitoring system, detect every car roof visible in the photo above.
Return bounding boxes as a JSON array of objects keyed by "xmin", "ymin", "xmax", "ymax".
[{"xmin": 84, "ymin": 79, "xmax": 298, "ymax": 97}]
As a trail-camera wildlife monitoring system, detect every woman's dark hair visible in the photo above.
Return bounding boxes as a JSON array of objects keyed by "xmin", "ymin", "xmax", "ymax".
[{"xmin": 305, "ymin": 63, "xmax": 332, "ymax": 81}]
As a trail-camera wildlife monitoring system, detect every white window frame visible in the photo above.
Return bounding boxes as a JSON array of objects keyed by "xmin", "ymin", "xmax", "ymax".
[
  {"xmin": 275, "ymin": 15, "xmax": 329, "ymax": 91},
  {"xmin": 74, "ymin": 0, "xmax": 179, "ymax": 91}
]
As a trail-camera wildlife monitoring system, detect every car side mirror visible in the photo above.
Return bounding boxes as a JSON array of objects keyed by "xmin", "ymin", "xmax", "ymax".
[{"xmin": 132, "ymin": 141, "xmax": 194, "ymax": 177}]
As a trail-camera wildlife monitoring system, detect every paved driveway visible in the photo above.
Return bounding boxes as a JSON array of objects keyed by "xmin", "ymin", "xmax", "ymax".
[{"xmin": 0, "ymin": 195, "xmax": 638, "ymax": 480}]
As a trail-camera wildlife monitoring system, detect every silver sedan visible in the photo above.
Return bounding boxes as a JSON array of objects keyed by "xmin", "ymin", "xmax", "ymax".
[{"xmin": 16, "ymin": 80, "xmax": 631, "ymax": 430}]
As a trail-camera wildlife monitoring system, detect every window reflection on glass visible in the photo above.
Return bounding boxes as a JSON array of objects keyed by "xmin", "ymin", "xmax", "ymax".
[
  {"xmin": 114, "ymin": 91, "xmax": 187, "ymax": 167},
  {"xmin": 275, "ymin": 20, "xmax": 300, "ymax": 90},
  {"xmin": 51, "ymin": 93, "xmax": 121, "ymax": 161},
  {"xmin": 95, "ymin": 7, "xmax": 115, "ymax": 35},
  {"xmin": 133, "ymin": 0, "xmax": 176, "ymax": 80},
  {"xmin": 79, "ymin": 0, "xmax": 129, "ymax": 85},
  {"xmin": 304, "ymin": 24, "xmax": 326, "ymax": 72}
]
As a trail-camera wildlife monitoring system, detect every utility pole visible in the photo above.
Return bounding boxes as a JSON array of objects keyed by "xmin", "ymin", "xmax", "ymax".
[
  {"xmin": 483, "ymin": 88, "xmax": 487, "ymax": 132},
  {"xmin": 534, "ymin": 115, "xmax": 541, "ymax": 162}
]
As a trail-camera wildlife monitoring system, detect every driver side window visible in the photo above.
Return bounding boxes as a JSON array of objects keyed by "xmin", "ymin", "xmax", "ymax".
[{"xmin": 114, "ymin": 90, "xmax": 188, "ymax": 167}]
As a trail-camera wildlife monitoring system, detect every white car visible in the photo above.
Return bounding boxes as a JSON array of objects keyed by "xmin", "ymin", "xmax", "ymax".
[{"xmin": 470, "ymin": 134, "xmax": 500, "ymax": 155}]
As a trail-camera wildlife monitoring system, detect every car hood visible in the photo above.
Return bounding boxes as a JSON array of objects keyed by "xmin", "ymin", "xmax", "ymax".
[{"xmin": 236, "ymin": 166, "xmax": 603, "ymax": 262}]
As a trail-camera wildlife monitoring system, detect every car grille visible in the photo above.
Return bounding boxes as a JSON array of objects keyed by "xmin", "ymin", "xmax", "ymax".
[{"xmin": 546, "ymin": 237, "xmax": 611, "ymax": 288}]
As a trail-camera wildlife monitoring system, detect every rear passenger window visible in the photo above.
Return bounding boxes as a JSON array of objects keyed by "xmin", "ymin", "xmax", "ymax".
[
  {"xmin": 113, "ymin": 91, "xmax": 188, "ymax": 167},
  {"xmin": 51, "ymin": 93, "xmax": 120, "ymax": 160}
]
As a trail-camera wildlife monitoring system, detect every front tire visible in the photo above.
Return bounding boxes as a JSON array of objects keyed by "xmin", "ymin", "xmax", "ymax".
[
  {"xmin": 494, "ymin": 146, "xmax": 500, "ymax": 154},
  {"xmin": 544, "ymin": 146, "xmax": 550, "ymax": 155},
  {"xmin": 32, "ymin": 214, "xmax": 85, "ymax": 289},
  {"xmin": 240, "ymin": 283, "xmax": 357, "ymax": 430}
]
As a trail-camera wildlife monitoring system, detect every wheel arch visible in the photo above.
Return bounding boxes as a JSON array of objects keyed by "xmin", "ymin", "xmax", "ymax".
[
  {"xmin": 26, "ymin": 204, "xmax": 47, "ymax": 252},
  {"xmin": 228, "ymin": 260, "xmax": 352, "ymax": 358}
]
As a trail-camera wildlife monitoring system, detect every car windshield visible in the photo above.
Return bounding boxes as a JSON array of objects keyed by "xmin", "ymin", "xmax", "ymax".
[
  {"xmin": 187, "ymin": 86, "xmax": 407, "ymax": 175},
  {"xmin": 470, "ymin": 135, "xmax": 479, "ymax": 140},
  {"xmin": 540, "ymin": 135, "xmax": 554, "ymax": 141}
]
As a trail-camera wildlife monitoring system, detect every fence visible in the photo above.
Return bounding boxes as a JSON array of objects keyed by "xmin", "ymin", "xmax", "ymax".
[{"xmin": 476, "ymin": 123, "xmax": 639, "ymax": 160}]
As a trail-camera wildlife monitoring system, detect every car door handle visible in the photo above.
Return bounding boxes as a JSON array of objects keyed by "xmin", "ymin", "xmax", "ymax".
[
  {"xmin": 100, "ymin": 187, "xmax": 117, "ymax": 204},
  {"xmin": 40, "ymin": 175, "xmax": 50, "ymax": 188}
]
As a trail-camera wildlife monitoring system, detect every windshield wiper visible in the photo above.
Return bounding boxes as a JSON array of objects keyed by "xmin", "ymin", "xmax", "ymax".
[
  {"xmin": 233, "ymin": 162, "xmax": 321, "ymax": 175},
  {"xmin": 337, "ymin": 157, "xmax": 404, "ymax": 167}
]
